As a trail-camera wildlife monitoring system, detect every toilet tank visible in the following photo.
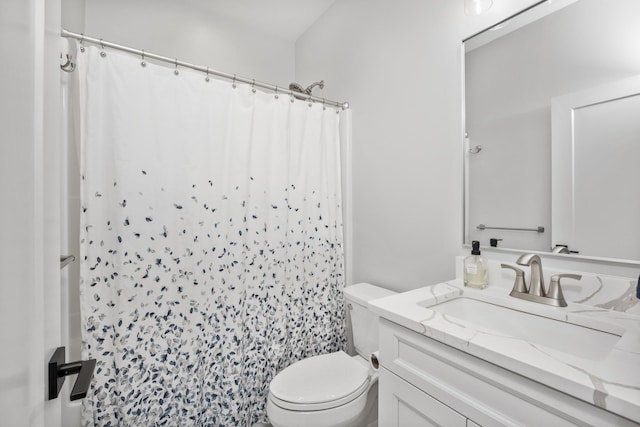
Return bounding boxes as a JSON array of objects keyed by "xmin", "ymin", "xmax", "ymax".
[{"xmin": 343, "ymin": 283, "xmax": 396, "ymax": 357}]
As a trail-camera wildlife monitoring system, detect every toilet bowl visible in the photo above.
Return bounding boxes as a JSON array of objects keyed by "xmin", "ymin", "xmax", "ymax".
[
  {"xmin": 266, "ymin": 283, "xmax": 395, "ymax": 427},
  {"xmin": 267, "ymin": 352, "xmax": 375, "ymax": 427}
]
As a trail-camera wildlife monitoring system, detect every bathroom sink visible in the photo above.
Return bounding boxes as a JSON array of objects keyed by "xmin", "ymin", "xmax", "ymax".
[{"xmin": 425, "ymin": 297, "xmax": 622, "ymax": 360}]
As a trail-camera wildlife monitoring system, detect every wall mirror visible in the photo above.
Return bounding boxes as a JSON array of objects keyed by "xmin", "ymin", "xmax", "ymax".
[{"xmin": 463, "ymin": 0, "xmax": 640, "ymax": 263}]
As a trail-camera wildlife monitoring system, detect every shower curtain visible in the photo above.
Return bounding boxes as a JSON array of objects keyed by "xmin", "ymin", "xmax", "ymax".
[{"xmin": 74, "ymin": 44, "xmax": 348, "ymax": 426}]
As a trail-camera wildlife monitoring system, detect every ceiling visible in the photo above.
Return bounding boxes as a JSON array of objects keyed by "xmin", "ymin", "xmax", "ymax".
[{"xmin": 185, "ymin": 0, "xmax": 338, "ymax": 42}]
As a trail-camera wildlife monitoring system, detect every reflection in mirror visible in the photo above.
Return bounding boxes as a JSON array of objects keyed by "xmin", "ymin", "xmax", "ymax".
[
  {"xmin": 552, "ymin": 76, "xmax": 640, "ymax": 261},
  {"xmin": 464, "ymin": 0, "xmax": 640, "ymax": 263}
]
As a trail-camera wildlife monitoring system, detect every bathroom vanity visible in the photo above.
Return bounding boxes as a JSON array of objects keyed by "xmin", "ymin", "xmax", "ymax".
[{"xmin": 369, "ymin": 259, "xmax": 640, "ymax": 426}]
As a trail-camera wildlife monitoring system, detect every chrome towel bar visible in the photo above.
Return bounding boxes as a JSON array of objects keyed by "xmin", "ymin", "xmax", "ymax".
[{"xmin": 476, "ymin": 224, "xmax": 544, "ymax": 233}]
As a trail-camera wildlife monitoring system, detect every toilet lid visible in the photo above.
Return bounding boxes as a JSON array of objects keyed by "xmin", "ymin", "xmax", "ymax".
[{"xmin": 269, "ymin": 351, "xmax": 370, "ymax": 410}]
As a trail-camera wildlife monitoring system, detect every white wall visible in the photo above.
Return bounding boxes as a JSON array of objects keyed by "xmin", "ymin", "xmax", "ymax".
[
  {"xmin": 295, "ymin": 0, "xmax": 539, "ymax": 292},
  {"xmin": 62, "ymin": 0, "xmax": 85, "ymax": 32},
  {"xmin": 83, "ymin": 0, "xmax": 295, "ymax": 86}
]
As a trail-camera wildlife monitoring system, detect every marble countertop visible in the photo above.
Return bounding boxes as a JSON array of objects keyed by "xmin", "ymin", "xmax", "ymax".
[{"xmin": 369, "ymin": 280, "xmax": 640, "ymax": 423}]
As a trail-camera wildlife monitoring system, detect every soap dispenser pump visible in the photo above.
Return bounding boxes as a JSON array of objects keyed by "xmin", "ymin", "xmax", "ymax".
[{"xmin": 464, "ymin": 240, "xmax": 488, "ymax": 289}]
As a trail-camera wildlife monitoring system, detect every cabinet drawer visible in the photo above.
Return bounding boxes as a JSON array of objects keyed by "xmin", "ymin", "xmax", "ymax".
[{"xmin": 379, "ymin": 367, "xmax": 466, "ymax": 427}]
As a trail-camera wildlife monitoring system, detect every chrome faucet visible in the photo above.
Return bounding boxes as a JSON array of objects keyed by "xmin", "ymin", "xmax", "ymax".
[
  {"xmin": 516, "ymin": 253, "xmax": 545, "ymax": 297},
  {"xmin": 501, "ymin": 254, "xmax": 581, "ymax": 307}
]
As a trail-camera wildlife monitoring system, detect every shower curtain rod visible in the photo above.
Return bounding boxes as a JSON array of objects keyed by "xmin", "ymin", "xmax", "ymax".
[{"xmin": 61, "ymin": 29, "xmax": 349, "ymax": 110}]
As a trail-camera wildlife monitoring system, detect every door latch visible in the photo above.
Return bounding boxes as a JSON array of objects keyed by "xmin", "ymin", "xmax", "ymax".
[{"xmin": 48, "ymin": 346, "xmax": 96, "ymax": 401}]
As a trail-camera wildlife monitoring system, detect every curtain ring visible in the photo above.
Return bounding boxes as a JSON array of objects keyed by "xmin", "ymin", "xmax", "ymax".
[
  {"xmin": 79, "ymin": 33, "xmax": 85, "ymax": 52},
  {"xmin": 141, "ymin": 50, "xmax": 146, "ymax": 67},
  {"xmin": 205, "ymin": 67, "xmax": 210, "ymax": 82},
  {"xmin": 251, "ymin": 79, "xmax": 256, "ymax": 93},
  {"xmin": 174, "ymin": 59, "xmax": 179, "ymax": 76},
  {"xmin": 274, "ymin": 86, "xmax": 279, "ymax": 99},
  {"xmin": 99, "ymin": 39, "xmax": 106, "ymax": 57},
  {"xmin": 322, "ymin": 98, "xmax": 326, "ymax": 111},
  {"xmin": 232, "ymin": 74, "xmax": 236, "ymax": 89}
]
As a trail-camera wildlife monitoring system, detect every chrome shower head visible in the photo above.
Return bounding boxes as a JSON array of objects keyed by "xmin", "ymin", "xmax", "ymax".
[
  {"xmin": 288, "ymin": 80, "xmax": 325, "ymax": 98},
  {"xmin": 288, "ymin": 82, "xmax": 306, "ymax": 93}
]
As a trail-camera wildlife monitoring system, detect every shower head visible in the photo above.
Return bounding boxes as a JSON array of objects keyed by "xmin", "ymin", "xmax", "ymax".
[
  {"xmin": 289, "ymin": 82, "xmax": 307, "ymax": 93},
  {"xmin": 288, "ymin": 80, "xmax": 325, "ymax": 99}
]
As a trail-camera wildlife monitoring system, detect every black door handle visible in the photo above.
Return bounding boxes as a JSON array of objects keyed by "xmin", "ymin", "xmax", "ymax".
[{"xmin": 48, "ymin": 346, "xmax": 96, "ymax": 401}]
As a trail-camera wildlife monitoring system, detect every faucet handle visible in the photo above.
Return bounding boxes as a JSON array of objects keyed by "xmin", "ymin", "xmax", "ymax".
[
  {"xmin": 547, "ymin": 273, "xmax": 582, "ymax": 306},
  {"xmin": 501, "ymin": 264, "xmax": 527, "ymax": 294}
]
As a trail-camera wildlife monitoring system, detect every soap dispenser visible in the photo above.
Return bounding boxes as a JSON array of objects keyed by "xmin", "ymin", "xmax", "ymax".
[{"xmin": 464, "ymin": 240, "xmax": 488, "ymax": 289}]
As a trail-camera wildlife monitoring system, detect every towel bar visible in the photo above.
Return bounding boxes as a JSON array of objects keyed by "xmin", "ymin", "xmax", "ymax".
[{"xmin": 476, "ymin": 224, "xmax": 544, "ymax": 233}]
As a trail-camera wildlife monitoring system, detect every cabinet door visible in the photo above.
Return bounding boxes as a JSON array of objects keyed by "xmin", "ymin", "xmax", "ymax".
[{"xmin": 379, "ymin": 367, "xmax": 466, "ymax": 427}]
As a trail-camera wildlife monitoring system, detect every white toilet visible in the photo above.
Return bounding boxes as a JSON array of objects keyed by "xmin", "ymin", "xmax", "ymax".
[{"xmin": 266, "ymin": 283, "xmax": 396, "ymax": 427}]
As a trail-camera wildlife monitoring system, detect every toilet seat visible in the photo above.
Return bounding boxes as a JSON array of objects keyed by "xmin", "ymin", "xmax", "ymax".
[{"xmin": 269, "ymin": 351, "xmax": 370, "ymax": 411}]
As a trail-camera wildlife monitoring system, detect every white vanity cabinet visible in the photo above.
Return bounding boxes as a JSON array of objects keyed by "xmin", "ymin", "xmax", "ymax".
[{"xmin": 378, "ymin": 318, "xmax": 637, "ymax": 427}]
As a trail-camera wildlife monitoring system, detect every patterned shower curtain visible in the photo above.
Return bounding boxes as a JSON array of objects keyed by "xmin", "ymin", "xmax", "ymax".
[{"xmin": 74, "ymin": 44, "xmax": 348, "ymax": 426}]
